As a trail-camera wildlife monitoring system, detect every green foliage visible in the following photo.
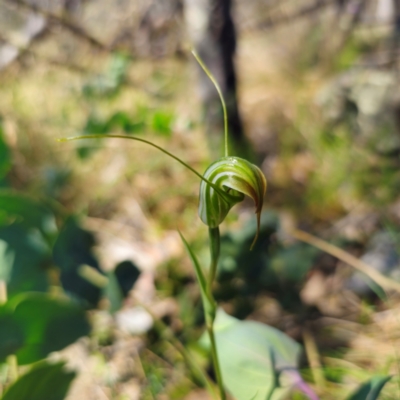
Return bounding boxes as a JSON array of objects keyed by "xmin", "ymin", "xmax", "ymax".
[
  {"xmin": 102, "ymin": 260, "xmax": 141, "ymax": 313},
  {"xmin": 0, "ymin": 121, "xmax": 11, "ymax": 182},
  {"xmin": 0, "ymin": 293, "xmax": 90, "ymax": 365},
  {"xmin": 346, "ymin": 375, "xmax": 391, "ymax": 400},
  {"xmin": 82, "ymin": 53, "xmax": 130, "ymax": 98},
  {"xmin": 84, "ymin": 112, "xmax": 145, "ymax": 136},
  {"xmin": 179, "ymin": 232, "xmax": 214, "ymax": 324},
  {"xmin": 1, "ymin": 361, "xmax": 75, "ymax": 400},
  {"xmin": 76, "ymin": 111, "xmax": 146, "ymax": 159},
  {"xmin": 76, "ymin": 108, "xmax": 174, "ymax": 159},
  {"xmin": 334, "ymin": 38, "xmax": 366, "ymax": 72},
  {"xmin": 114, "ymin": 260, "xmax": 141, "ymax": 298},
  {"xmin": 0, "ymin": 189, "xmax": 137, "ymax": 310},
  {"xmin": 0, "ymin": 223, "xmax": 50, "ymax": 298},
  {"xmin": 151, "ymin": 110, "xmax": 174, "ymax": 136},
  {"xmin": 216, "ymin": 212, "xmax": 318, "ymax": 314},
  {"xmin": 206, "ymin": 308, "xmax": 302, "ymax": 400},
  {"xmin": 1, "ymin": 21, "xmax": 395, "ymax": 400},
  {"xmin": 104, "ymin": 271, "xmax": 124, "ymax": 314},
  {"xmin": 0, "ymin": 307, "xmax": 24, "ymax": 361},
  {"xmin": 53, "ymin": 217, "xmax": 103, "ymax": 307},
  {"xmin": 0, "ymin": 190, "xmax": 57, "ymax": 239},
  {"xmin": 267, "ymin": 243, "xmax": 320, "ymax": 286},
  {"xmin": 0, "ymin": 191, "xmax": 57, "ymax": 298}
]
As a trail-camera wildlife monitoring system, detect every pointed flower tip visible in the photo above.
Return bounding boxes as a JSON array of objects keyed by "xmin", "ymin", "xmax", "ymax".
[{"xmin": 198, "ymin": 156, "xmax": 267, "ymax": 248}]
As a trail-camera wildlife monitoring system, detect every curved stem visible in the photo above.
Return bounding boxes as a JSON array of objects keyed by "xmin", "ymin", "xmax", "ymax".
[
  {"xmin": 206, "ymin": 226, "xmax": 225, "ymax": 400},
  {"xmin": 192, "ymin": 51, "xmax": 229, "ymax": 157},
  {"xmin": 208, "ymin": 227, "xmax": 220, "ymax": 290},
  {"xmin": 58, "ymin": 134, "xmax": 228, "ymax": 200}
]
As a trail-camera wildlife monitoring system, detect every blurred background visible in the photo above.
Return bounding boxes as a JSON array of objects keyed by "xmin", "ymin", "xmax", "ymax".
[{"xmin": 1, "ymin": 0, "xmax": 400, "ymax": 399}]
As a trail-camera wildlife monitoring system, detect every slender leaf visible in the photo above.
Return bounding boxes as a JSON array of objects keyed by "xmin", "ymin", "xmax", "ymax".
[
  {"xmin": 179, "ymin": 232, "xmax": 214, "ymax": 323},
  {"xmin": 104, "ymin": 272, "xmax": 123, "ymax": 313},
  {"xmin": 346, "ymin": 375, "xmax": 391, "ymax": 400}
]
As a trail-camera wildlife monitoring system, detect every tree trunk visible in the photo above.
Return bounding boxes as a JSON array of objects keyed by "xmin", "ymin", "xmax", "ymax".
[
  {"xmin": 185, "ymin": 0, "xmax": 253, "ymax": 159},
  {"xmin": 392, "ymin": 0, "xmax": 400, "ymax": 69}
]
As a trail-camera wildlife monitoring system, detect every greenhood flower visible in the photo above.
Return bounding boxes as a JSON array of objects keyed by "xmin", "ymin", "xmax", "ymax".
[{"xmin": 199, "ymin": 156, "xmax": 267, "ymax": 249}]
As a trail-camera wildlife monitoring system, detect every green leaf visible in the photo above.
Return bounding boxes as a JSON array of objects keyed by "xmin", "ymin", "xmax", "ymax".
[
  {"xmin": 0, "ymin": 306, "xmax": 24, "ymax": 360},
  {"xmin": 0, "ymin": 190, "xmax": 57, "ymax": 237},
  {"xmin": 0, "ymin": 223, "xmax": 50, "ymax": 297},
  {"xmin": 104, "ymin": 272, "xmax": 123, "ymax": 313},
  {"xmin": 0, "ymin": 293, "xmax": 90, "ymax": 365},
  {"xmin": 53, "ymin": 217, "xmax": 103, "ymax": 307},
  {"xmin": 114, "ymin": 260, "xmax": 141, "ymax": 298},
  {"xmin": 151, "ymin": 110, "xmax": 174, "ymax": 136},
  {"xmin": 0, "ymin": 239, "xmax": 14, "ymax": 283},
  {"xmin": 179, "ymin": 232, "xmax": 215, "ymax": 324},
  {"xmin": 1, "ymin": 361, "xmax": 75, "ymax": 400},
  {"xmin": 268, "ymin": 243, "xmax": 319, "ymax": 285},
  {"xmin": 107, "ymin": 111, "xmax": 145, "ymax": 134},
  {"xmin": 209, "ymin": 309, "xmax": 302, "ymax": 400},
  {"xmin": 346, "ymin": 375, "xmax": 391, "ymax": 400},
  {"xmin": 0, "ymin": 192, "xmax": 56, "ymax": 298}
]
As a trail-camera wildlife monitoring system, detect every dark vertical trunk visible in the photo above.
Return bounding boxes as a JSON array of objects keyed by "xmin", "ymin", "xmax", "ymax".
[
  {"xmin": 392, "ymin": 0, "xmax": 400, "ymax": 68},
  {"xmin": 185, "ymin": 0, "xmax": 252, "ymax": 159}
]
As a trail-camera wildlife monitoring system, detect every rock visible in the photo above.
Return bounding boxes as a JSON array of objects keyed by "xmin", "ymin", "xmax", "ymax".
[
  {"xmin": 115, "ymin": 306, "xmax": 153, "ymax": 335},
  {"xmin": 316, "ymin": 69, "xmax": 400, "ymax": 155}
]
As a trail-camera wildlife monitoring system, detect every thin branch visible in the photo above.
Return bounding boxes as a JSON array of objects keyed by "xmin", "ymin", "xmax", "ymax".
[
  {"xmin": 0, "ymin": 31, "xmax": 87, "ymax": 72},
  {"xmin": 256, "ymin": 0, "xmax": 336, "ymax": 30},
  {"xmin": 302, "ymin": 327, "xmax": 326, "ymax": 390},
  {"xmin": 0, "ymin": 33, "xmax": 149, "ymax": 94},
  {"xmin": 192, "ymin": 50, "xmax": 229, "ymax": 157},
  {"xmin": 290, "ymin": 229, "xmax": 400, "ymax": 293},
  {"xmin": 4, "ymin": 0, "xmax": 108, "ymax": 51}
]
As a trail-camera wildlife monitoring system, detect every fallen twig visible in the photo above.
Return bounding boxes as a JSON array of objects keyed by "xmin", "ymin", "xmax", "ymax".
[{"xmin": 290, "ymin": 229, "xmax": 400, "ymax": 293}]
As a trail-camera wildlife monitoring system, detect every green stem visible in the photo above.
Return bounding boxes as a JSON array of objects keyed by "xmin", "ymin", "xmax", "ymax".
[
  {"xmin": 58, "ymin": 134, "xmax": 229, "ymax": 201},
  {"xmin": 208, "ymin": 227, "xmax": 220, "ymax": 289},
  {"xmin": 192, "ymin": 51, "xmax": 229, "ymax": 157},
  {"xmin": 207, "ymin": 323, "xmax": 226, "ymax": 400},
  {"xmin": 206, "ymin": 227, "xmax": 225, "ymax": 400}
]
